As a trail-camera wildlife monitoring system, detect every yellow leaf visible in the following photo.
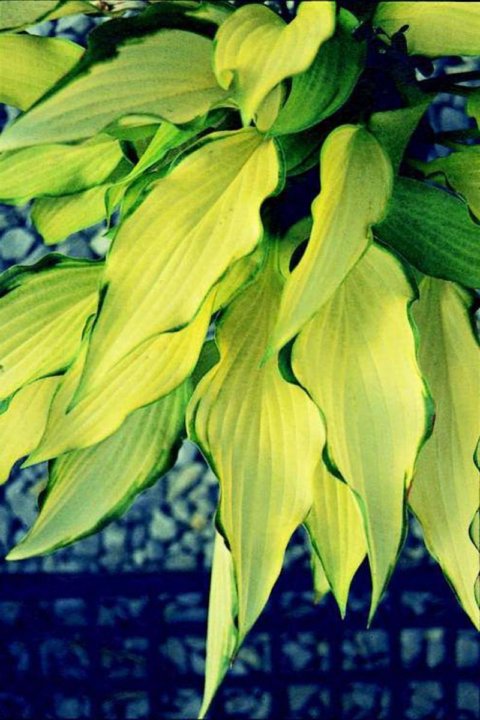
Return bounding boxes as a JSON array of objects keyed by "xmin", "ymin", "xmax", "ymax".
[
  {"xmin": 74, "ymin": 129, "xmax": 281, "ymax": 402},
  {"xmin": 271, "ymin": 124, "xmax": 392, "ymax": 354},
  {"xmin": 214, "ymin": 1, "xmax": 335, "ymax": 124},
  {"xmin": 410, "ymin": 279, "xmax": 480, "ymax": 628},
  {"xmin": 293, "ymin": 244, "xmax": 430, "ymax": 620}
]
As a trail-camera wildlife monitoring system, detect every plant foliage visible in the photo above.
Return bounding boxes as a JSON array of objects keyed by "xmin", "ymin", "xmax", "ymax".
[{"xmin": 0, "ymin": 0, "xmax": 479, "ymax": 714}]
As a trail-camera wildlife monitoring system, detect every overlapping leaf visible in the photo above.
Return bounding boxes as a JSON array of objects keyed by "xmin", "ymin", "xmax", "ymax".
[
  {"xmin": 0, "ymin": 135, "xmax": 123, "ymax": 203},
  {"xmin": 0, "ymin": 376, "xmax": 59, "ymax": 484},
  {"xmin": 189, "ymin": 241, "xmax": 325, "ymax": 711},
  {"xmin": 0, "ymin": 24, "xmax": 227, "ymax": 150},
  {"xmin": 375, "ymin": 177, "xmax": 480, "ymax": 288},
  {"xmin": 73, "ymin": 129, "xmax": 280, "ymax": 401},
  {"xmin": 293, "ymin": 244, "xmax": 430, "ymax": 619},
  {"xmin": 409, "ymin": 279, "xmax": 480, "ymax": 629},
  {"xmin": 271, "ymin": 124, "xmax": 392, "ymax": 353},
  {"xmin": 0, "ymin": 256, "xmax": 101, "ymax": 400},
  {"xmin": 374, "ymin": 2, "xmax": 480, "ymax": 56},
  {"xmin": 214, "ymin": 1, "xmax": 335, "ymax": 124},
  {"xmin": 0, "ymin": 1, "xmax": 94, "ymax": 32},
  {"xmin": 271, "ymin": 10, "xmax": 364, "ymax": 136},
  {"xmin": 306, "ymin": 462, "xmax": 367, "ymax": 617},
  {"xmin": 8, "ymin": 382, "xmax": 190, "ymax": 560},
  {"xmin": 418, "ymin": 148, "xmax": 480, "ymax": 220},
  {"xmin": 0, "ymin": 34, "xmax": 83, "ymax": 110}
]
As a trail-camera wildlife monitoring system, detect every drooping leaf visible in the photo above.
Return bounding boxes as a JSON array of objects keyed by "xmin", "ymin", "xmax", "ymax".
[
  {"xmin": 73, "ymin": 129, "xmax": 281, "ymax": 401},
  {"xmin": 374, "ymin": 2, "xmax": 480, "ymax": 57},
  {"xmin": 0, "ymin": 255, "xmax": 102, "ymax": 400},
  {"xmin": 271, "ymin": 124, "xmax": 392, "ymax": 354},
  {"xmin": 293, "ymin": 244, "xmax": 430, "ymax": 619},
  {"xmin": 214, "ymin": 1, "xmax": 335, "ymax": 125},
  {"xmin": 306, "ymin": 461, "xmax": 367, "ymax": 617},
  {"xmin": 270, "ymin": 10, "xmax": 364, "ymax": 136},
  {"xmin": 199, "ymin": 530, "xmax": 238, "ymax": 719},
  {"xmin": 368, "ymin": 99, "xmax": 431, "ymax": 173},
  {"xmin": 27, "ymin": 296, "xmax": 213, "ymax": 462},
  {"xmin": 310, "ymin": 550, "xmax": 331, "ymax": 604},
  {"xmin": 0, "ymin": 135, "xmax": 123, "ymax": 203},
  {"xmin": 0, "ymin": 34, "xmax": 83, "ymax": 110},
  {"xmin": 189, "ymin": 240, "xmax": 325, "ymax": 710},
  {"xmin": 374, "ymin": 177, "xmax": 480, "ymax": 288},
  {"xmin": 0, "ymin": 24, "xmax": 227, "ymax": 151},
  {"xmin": 7, "ymin": 381, "xmax": 190, "ymax": 560},
  {"xmin": 277, "ymin": 127, "xmax": 323, "ymax": 177},
  {"xmin": 418, "ymin": 148, "xmax": 480, "ymax": 221},
  {"xmin": 409, "ymin": 279, "xmax": 480, "ymax": 629},
  {"xmin": 0, "ymin": 376, "xmax": 59, "ymax": 484}
]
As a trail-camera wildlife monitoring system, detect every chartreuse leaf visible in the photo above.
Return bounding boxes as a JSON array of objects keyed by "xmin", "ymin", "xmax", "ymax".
[
  {"xmin": 0, "ymin": 34, "xmax": 83, "ymax": 110},
  {"xmin": 306, "ymin": 461, "xmax": 367, "ymax": 617},
  {"xmin": 32, "ymin": 186, "xmax": 109, "ymax": 245},
  {"xmin": 374, "ymin": 2, "xmax": 480, "ymax": 56},
  {"xmin": 409, "ymin": 280, "xmax": 480, "ymax": 629},
  {"xmin": 0, "ymin": 1, "xmax": 61, "ymax": 31},
  {"xmin": 310, "ymin": 551, "xmax": 331, "ymax": 604},
  {"xmin": 0, "ymin": 376, "xmax": 59, "ymax": 484},
  {"xmin": 293, "ymin": 245, "xmax": 430, "ymax": 620},
  {"xmin": 374, "ymin": 177, "xmax": 480, "ymax": 288},
  {"xmin": 0, "ymin": 256, "xmax": 101, "ymax": 400},
  {"xmin": 27, "ymin": 296, "xmax": 214, "ymax": 462},
  {"xmin": 418, "ymin": 148, "xmax": 480, "ymax": 221},
  {"xmin": 7, "ymin": 381, "xmax": 189, "ymax": 561},
  {"xmin": 0, "ymin": 135, "xmax": 123, "ymax": 203},
  {"xmin": 214, "ymin": 1, "xmax": 335, "ymax": 125},
  {"xmin": 271, "ymin": 125, "xmax": 392, "ymax": 354},
  {"xmin": 189, "ymin": 240, "xmax": 325, "ymax": 713},
  {"xmin": 271, "ymin": 10, "xmax": 364, "ymax": 136},
  {"xmin": 0, "ymin": 28, "xmax": 226, "ymax": 150},
  {"xmin": 73, "ymin": 129, "xmax": 281, "ymax": 401}
]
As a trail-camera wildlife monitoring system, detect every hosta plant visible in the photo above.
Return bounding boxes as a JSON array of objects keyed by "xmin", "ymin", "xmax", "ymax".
[{"xmin": 0, "ymin": 0, "xmax": 479, "ymax": 714}]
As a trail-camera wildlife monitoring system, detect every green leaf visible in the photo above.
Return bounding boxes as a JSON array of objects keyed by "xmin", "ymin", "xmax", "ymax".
[
  {"xmin": 214, "ymin": 1, "xmax": 335, "ymax": 125},
  {"xmin": 199, "ymin": 530, "xmax": 238, "ymax": 719},
  {"xmin": 27, "ymin": 295, "xmax": 213, "ymax": 462},
  {"xmin": 293, "ymin": 244, "xmax": 430, "ymax": 620},
  {"xmin": 270, "ymin": 10, "xmax": 364, "ymax": 136},
  {"xmin": 374, "ymin": 2, "xmax": 480, "ymax": 57},
  {"xmin": 409, "ymin": 279, "xmax": 480, "ymax": 629},
  {"xmin": 8, "ymin": 381, "xmax": 189, "ymax": 560},
  {"xmin": 368, "ymin": 100, "xmax": 431, "ymax": 173},
  {"xmin": 374, "ymin": 177, "xmax": 480, "ymax": 288},
  {"xmin": 0, "ymin": 34, "xmax": 83, "ymax": 110},
  {"xmin": 0, "ymin": 1, "xmax": 60, "ymax": 30},
  {"xmin": 0, "ymin": 26, "xmax": 227, "ymax": 151},
  {"xmin": 277, "ymin": 127, "xmax": 323, "ymax": 176},
  {"xmin": 306, "ymin": 462, "xmax": 367, "ymax": 618},
  {"xmin": 0, "ymin": 135, "xmax": 123, "ymax": 203},
  {"xmin": 419, "ymin": 147, "xmax": 480, "ymax": 221},
  {"xmin": 310, "ymin": 550, "xmax": 331, "ymax": 604},
  {"xmin": 73, "ymin": 129, "xmax": 281, "ymax": 402},
  {"xmin": 0, "ymin": 255, "xmax": 102, "ymax": 400},
  {"xmin": 189, "ymin": 241, "xmax": 325, "ymax": 710},
  {"xmin": 271, "ymin": 124, "xmax": 392, "ymax": 354},
  {"xmin": 0, "ymin": 376, "xmax": 59, "ymax": 484},
  {"xmin": 467, "ymin": 91, "xmax": 480, "ymax": 128}
]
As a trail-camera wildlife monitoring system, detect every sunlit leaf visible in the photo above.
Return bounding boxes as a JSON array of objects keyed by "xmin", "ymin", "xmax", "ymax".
[
  {"xmin": 189, "ymin": 240, "xmax": 325, "ymax": 710},
  {"xmin": 0, "ymin": 255, "xmax": 101, "ymax": 400},
  {"xmin": 214, "ymin": 1, "xmax": 335, "ymax": 124},
  {"xmin": 374, "ymin": 2, "xmax": 480, "ymax": 56},
  {"xmin": 293, "ymin": 244, "xmax": 430, "ymax": 619},
  {"xmin": 7, "ymin": 381, "xmax": 189, "ymax": 560},
  {"xmin": 73, "ymin": 129, "xmax": 281, "ymax": 402},
  {"xmin": 0, "ymin": 1, "xmax": 60, "ymax": 31},
  {"xmin": 418, "ymin": 148, "xmax": 480, "ymax": 221},
  {"xmin": 409, "ymin": 279, "xmax": 480, "ymax": 629},
  {"xmin": 32, "ymin": 186, "xmax": 111, "ymax": 245},
  {"xmin": 306, "ymin": 461, "xmax": 367, "ymax": 617},
  {"xmin": 0, "ymin": 34, "xmax": 83, "ymax": 110},
  {"xmin": 0, "ymin": 135, "xmax": 123, "ymax": 203},
  {"xmin": 271, "ymin": 124, "xmax": 392, "ymax": 354},
  {"xmin": 0, "ymin": 22, "xmax": 227, "ymax": 150},
  {"xmin": 310, "ymin": 550, "xmax": 331, "ymax": 604},
  {"xmin": 271, "ymin": 10, "xmax": 364, "ymax": 136},
  {"xmin": 0, "ymin": 376, "xmax": 59, "ymax": 484},
  {"xmin": 375, "ymin": 177, "xmax": 480, "ymax": 288}
]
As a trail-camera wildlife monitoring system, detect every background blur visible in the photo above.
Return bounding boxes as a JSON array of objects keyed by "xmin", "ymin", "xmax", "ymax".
[{"xmin": 0, "ymin": 5, "xmax": 479, "ymax": 719}]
